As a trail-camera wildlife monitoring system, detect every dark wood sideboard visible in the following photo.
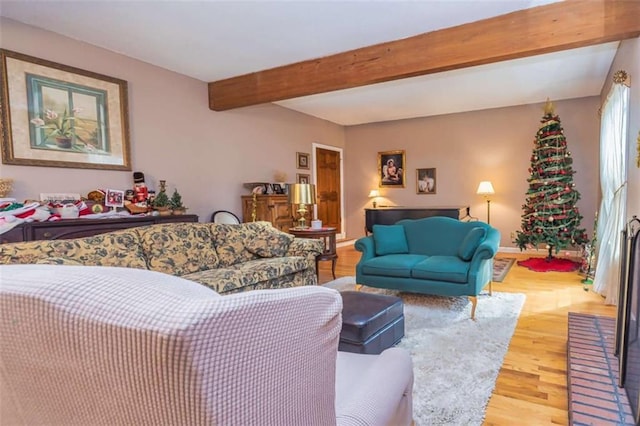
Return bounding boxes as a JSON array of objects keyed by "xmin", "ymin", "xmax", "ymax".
[
  {"xmin": 0, "ymin": 214, "xmax": 199, "ymax": 244},
  {"xmin": 364, "ymin": 206, "xmax": 470, "ymax": 234}
]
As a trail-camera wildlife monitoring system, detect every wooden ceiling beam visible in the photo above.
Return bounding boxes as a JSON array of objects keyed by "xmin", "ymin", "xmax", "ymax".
[{"xmin": 208, "ymin": 0, "xmax": 640, "ymax": 111}]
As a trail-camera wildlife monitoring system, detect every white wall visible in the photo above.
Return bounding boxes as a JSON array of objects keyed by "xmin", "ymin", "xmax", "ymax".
[{"xmin": 0, "ymin": 18, "xmax": 346, "ymax": 222}]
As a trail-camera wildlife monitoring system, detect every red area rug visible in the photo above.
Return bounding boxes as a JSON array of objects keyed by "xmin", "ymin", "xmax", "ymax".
[{"xmin": 517, "ymin": 256, "xmax": 580, "ymax": 272}]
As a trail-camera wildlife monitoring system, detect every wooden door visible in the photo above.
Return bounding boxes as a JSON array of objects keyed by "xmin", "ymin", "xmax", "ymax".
[{"xmin": 315, "ymin": 147, "xmax": 341, "ymax": 233}]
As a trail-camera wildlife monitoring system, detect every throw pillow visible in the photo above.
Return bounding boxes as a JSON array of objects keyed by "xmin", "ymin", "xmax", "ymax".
[
  {"xmin": 245, "ymin": 227, "xmax": 295, "ymax": 258},
  {"xmin": 458, "ymin": 227, "xmax": 487, "ymax": 261},
  {"xmin": 373, "ymin": 224, "xmax": 409, "ymax": 256}
]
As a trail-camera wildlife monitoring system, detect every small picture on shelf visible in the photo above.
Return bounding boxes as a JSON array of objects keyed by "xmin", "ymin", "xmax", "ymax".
[
  {"xmin": 297, "ymin": 173, "xmax": 310, "ymax": 184},
  {"xmin": 105, "ymin": 189, "xmax": 125, "ymax": 208},
  {"xmin": 272, "ymin": 183, "xmax": 285, "ymax": 194}
]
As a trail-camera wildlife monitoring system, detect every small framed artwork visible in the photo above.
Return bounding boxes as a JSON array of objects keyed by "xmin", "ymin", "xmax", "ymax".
[
  {"xmin": 378, "ymin": 150, "xmax": 406, "ymax": 188},
  {"xmin": 271, "ymin": 183, "xmax": 285, "ymax": 194},
  {"xmin": 0, "ymin": 49, "xmax": 131, "ymax": 170},
  {"xmin": 296, "ymin": 173, "xmax": 310, "ymax": 184},
  {"xmin": 296, "ymin": 152, "xmax": 310, "ymax": 169},
  {"xmin": 416, "ymin": 168, "xmax": 437, "ymax": 194},
  {"xmin": 105, "ymin": 189, "xmax": 125, "ymax": 208}
]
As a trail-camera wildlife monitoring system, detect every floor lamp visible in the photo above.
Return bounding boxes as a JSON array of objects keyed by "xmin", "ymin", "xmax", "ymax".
[{"xmin": 476, "ymin": 181, "xmax": 495, "ymax": 224}]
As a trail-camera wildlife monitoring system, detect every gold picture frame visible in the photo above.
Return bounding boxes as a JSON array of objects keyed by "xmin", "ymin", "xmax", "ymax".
[
  {"xmin": 0, "ymin": 49, "xmax": 131, "ymax": 170},
  {"xmin": 636, "ymin": 130, "xmax": 639, "ymax": 168},
  {"xmin": 296, "ymin": 173, "xmax": 310, "ymax": 184},
  {"xmin": 378, "ymin": 150, "xmax": 405, "ymax": 188},
  {"xmin": 296, "ymin": 152, "xmax": 310, "ymax": 169}
]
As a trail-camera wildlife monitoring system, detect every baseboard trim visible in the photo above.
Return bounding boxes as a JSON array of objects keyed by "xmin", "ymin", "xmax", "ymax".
[{"xmin": 337, "ymin": 239, "xmax": 356, "ymax": 248}]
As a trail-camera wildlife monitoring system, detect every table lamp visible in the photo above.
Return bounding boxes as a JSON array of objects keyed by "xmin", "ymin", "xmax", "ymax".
[
  {"xmin": 287, "ymin": 183, "xmax": 316, "ymax": 229},
  {"xmin": 368, "ymin": 189, "xmax": 380, "ymax": 208},
  {"xmin": 476, "ymin": 181, "xmax": 495, "ymax": 224}
]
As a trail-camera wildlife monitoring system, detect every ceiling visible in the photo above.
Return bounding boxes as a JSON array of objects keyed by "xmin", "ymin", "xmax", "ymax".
[{"xmin": 0, "ymin": 0, "xmax": 620, "ymax": 126}]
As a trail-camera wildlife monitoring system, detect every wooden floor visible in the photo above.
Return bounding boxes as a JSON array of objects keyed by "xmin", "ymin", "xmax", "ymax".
[{"xmin": 317, "ymin": 245, "xmax": 617, "ymax": 426}]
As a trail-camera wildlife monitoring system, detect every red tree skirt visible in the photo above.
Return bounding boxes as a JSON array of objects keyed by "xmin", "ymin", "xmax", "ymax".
[{"xmin": 517, "ymin": 257, "xmax": 580, "ymax": 272}]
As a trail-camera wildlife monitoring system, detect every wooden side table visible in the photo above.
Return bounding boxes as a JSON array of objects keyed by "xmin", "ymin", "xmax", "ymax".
[{"xmin": 289, "ymin": 227, "xmax": 338, "ymax": 279}]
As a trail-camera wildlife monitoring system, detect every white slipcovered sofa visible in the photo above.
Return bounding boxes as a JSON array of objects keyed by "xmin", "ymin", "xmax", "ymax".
[{"xmin": 0, "ymin": 265, "xmax": 413, "ymax": 425}]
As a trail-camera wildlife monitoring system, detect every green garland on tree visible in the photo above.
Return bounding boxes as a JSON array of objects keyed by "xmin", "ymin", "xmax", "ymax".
[{"xmin": 514, "ymin": 100, "xmax": 588, "ymax": 259}]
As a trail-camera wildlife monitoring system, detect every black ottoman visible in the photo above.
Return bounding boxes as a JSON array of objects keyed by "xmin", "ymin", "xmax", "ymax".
[{"xmin": 339, "ymin": 291, "xmax": 405, "ymax": 355}]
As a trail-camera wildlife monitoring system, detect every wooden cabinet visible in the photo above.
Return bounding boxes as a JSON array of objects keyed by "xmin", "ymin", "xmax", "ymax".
[
  {"xmin": 1, "ymin": 214, "xmax": 198, "ymax": 242},
  {"xmin": 0, "ymin": 227, "xmax": 25, "ymax": 244},
  {"xmin": 241, "ymin": 195, "xmax": 293, "ymax": 232}
]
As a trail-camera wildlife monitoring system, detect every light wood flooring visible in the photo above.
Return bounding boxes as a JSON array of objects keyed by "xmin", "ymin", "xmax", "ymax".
[{"xmin": 317, "ymin": 245, "xmax": 617, "ymax": 426}]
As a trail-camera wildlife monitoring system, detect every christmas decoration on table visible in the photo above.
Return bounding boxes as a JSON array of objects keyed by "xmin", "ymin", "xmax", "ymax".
[
  {"xmin": 169, "ymin": 189, "xmax": 187, "ymax": 214},
  {"xmin": 514, "ymin": 99, "xmax": 588, "ymax": 260},
  {"xmin": 151, "ymin": 180, "xmax": 171, "ymax": 215},
  {"xmin": 133, "ymin": 171, "xmax": 149, "ymax": 203},
  {"xmin": 125, "ymin": 171, "xmax": 150, "ymax": 213}
]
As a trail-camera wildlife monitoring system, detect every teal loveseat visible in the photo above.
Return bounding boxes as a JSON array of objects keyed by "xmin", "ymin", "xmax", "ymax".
[{"xmin": 355, "ymin": 216, "xmax": 500, "ymax": 319}]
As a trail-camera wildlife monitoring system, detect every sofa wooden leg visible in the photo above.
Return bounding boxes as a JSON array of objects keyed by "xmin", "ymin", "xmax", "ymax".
[
  {"xmin": 469, "ymin": 296, "xmax": 477, "ymax": 320},
  {"xmin": 355, "ymin": 284, "xmax": 363, "ymax": 291}
]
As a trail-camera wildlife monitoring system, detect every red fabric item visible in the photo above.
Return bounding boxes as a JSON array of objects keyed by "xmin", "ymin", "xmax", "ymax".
[
  {"xmin": 517, "ymin": 257, "xmax": 580, "ymax": 272},
  {"xmin": 13, "ymin": 207, "xmax": 37, "ymax": 219}
]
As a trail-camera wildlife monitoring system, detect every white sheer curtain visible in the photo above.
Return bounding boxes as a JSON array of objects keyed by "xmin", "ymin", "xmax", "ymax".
[{"xmin": 593, "ymin": 82, "xmax": 629, "ymax": 304}]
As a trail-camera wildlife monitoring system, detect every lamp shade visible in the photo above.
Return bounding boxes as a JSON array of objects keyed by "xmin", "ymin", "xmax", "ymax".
[
  {"xmin": 476, "ymin": 181, "xmax": 495, "ymax": 196},
  {"xmin": 287, "ymin": 183, "xmax": 316, "ymax": 205},
  {"xmin": 368, "ymin": 189, "xmax": 380, "ymax": 198}
]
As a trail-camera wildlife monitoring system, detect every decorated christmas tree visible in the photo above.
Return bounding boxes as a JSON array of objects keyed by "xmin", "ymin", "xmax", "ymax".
[{"xmin": 514, "ymin": 100, "xmax": 588, "ymax": 259}]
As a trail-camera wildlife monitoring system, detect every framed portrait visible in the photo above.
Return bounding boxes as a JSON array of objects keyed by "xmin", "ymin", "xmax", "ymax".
[
  {"xmin": 416, "ymin": 168, "xmax": 437, "ymax": 194},
  {"xmin": 105, "ymin": 189, "xmax": 125, "ymax": 208},
  {"xmin": 271, "ymin": 183, "xmax": 285, "ymax": 194},
  {"xmin": 378, "ymin": 150, "xmax": 405, "ymax": 188},
  {"xmin": 0, "ymin": 49, "xmax": 131, "ymax": 170},
  {"xmin": 296, "ymin": 173, "xmax": 310, "ymax": 184},
  {"xmin": 296, "ymin": 152, "xmax": 310, "ymax": 169}
]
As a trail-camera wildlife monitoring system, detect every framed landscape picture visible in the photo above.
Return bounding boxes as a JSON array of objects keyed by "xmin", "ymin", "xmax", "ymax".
[
  {"xmin": 378, "ymin": 150, "xmax": 405, "ymax": 188},
  {"xmin": 0, "ymin": 49, "xmax": 131, "ymax": 170},
  {"xmin": 416, "ymin": 168, "xmax": 436, "ymax": 194}
]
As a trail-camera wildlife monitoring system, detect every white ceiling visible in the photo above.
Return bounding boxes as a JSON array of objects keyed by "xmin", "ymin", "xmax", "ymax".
[{"xmin": 0, "ymin": 0, "xmax": 619, "ymax": 126}]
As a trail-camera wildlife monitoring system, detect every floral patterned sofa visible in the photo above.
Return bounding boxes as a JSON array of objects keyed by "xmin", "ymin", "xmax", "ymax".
[{"xmin": 0, "ymin": 221, "xmax": 323, "ymax": 294}]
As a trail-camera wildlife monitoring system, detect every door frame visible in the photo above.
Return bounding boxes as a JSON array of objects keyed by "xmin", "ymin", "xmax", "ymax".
[{"xmin": 311, "ymin": 142, "xmax": 345, "ymax": 240}]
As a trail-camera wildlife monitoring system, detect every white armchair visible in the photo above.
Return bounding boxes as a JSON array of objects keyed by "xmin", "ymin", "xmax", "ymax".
[{"xmin": 0, "ymin": 264, "xmax": 413, "ymax": 425}]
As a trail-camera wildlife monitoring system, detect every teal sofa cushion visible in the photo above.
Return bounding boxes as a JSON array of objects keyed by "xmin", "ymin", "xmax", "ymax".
[
  {"xmin": 411, "ymin": 256, "xmax": 470, "ymax": 283},
  {"xmin": 373, "ymin": 225, "xmax": 409, "ymax": 256},
  {"xmin": 457, "ymin": 227, "xmax": 487, "ymax": 261},
  {"xmin": 361, "ymin": 254, "xmax": 427, "ymax": 278}
]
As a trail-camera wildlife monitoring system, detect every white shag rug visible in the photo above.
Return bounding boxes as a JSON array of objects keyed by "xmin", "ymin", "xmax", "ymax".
[{"xmin": 324, "ymin": 276, "xmax": 525, "ymax": 426}]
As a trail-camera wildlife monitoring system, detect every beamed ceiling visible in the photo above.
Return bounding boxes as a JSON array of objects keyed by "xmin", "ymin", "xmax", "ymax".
[
  {"xmin": 2, "ymin": 0, "xmax": 639, "ymax": 125},
  {"xmin": 208, "ymin": 1, "xmax": 640, "ymax": 112}
]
